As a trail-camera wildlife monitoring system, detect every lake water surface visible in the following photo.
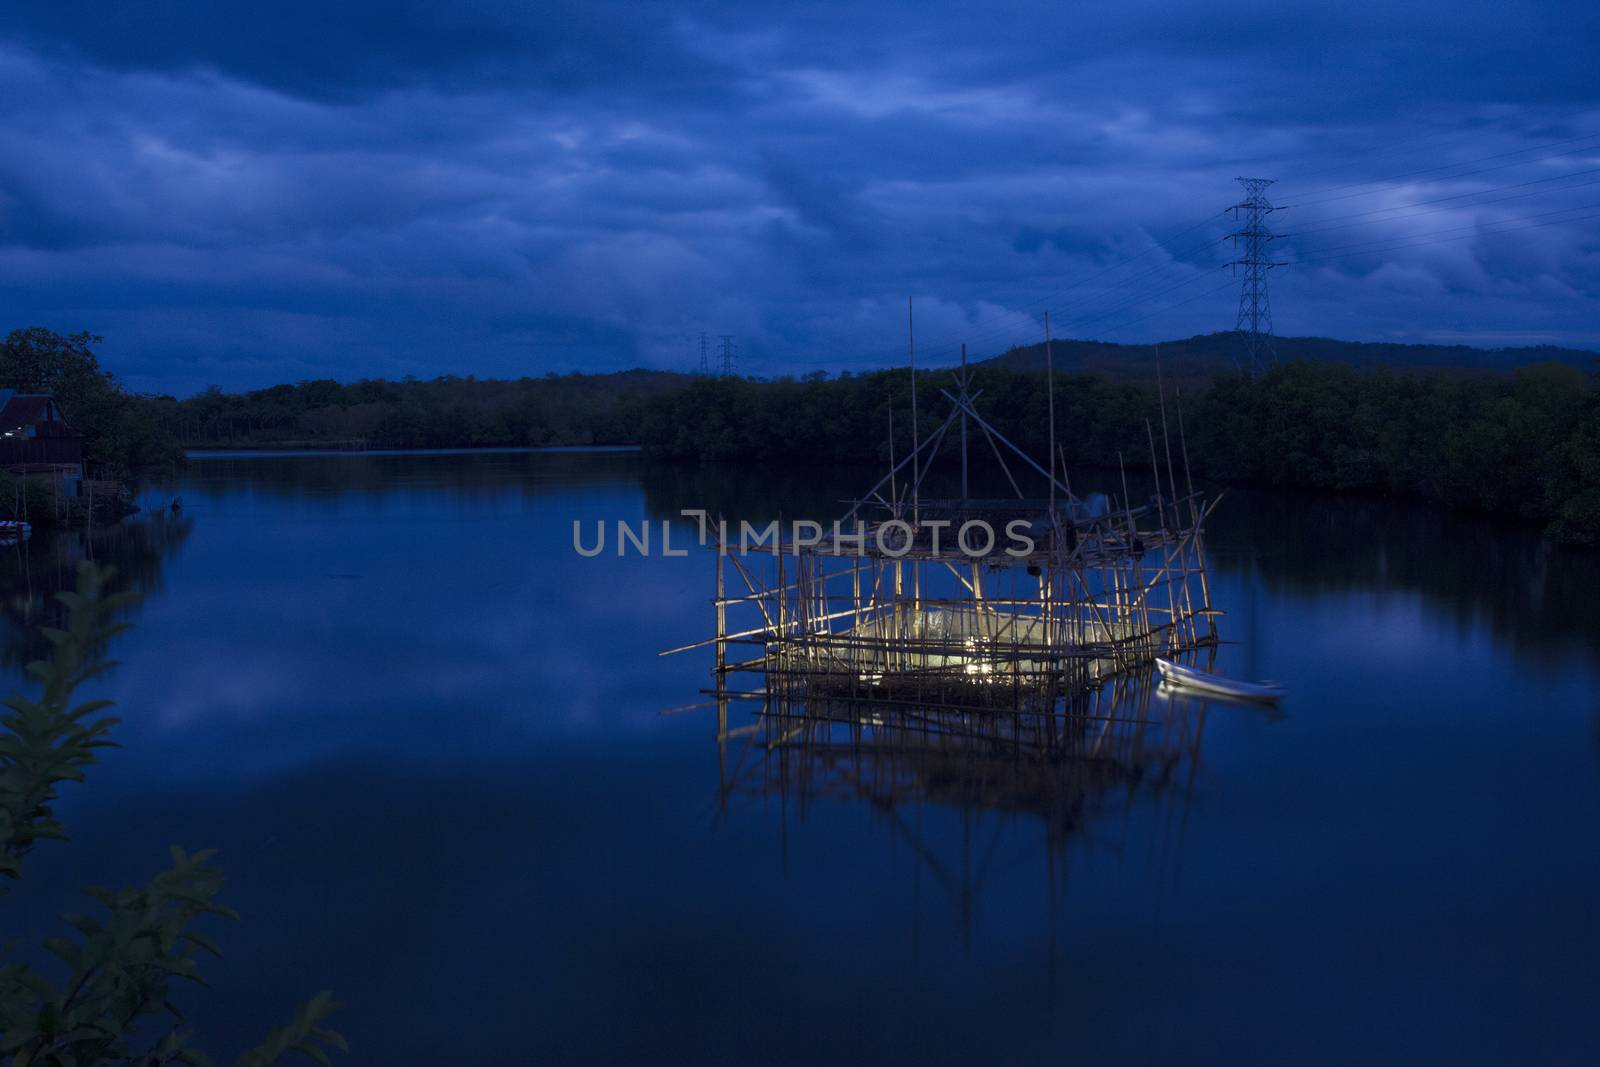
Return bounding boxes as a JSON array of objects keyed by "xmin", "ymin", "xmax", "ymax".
[{"xmin": 4, "ymin": 449, "xmax": 1597, "ymax": 1063}]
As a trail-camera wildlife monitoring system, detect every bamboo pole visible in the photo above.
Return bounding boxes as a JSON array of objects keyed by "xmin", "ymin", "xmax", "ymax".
[
  {"xmin": 1045, "ymin": 310, "xmax": 1056, "ymax": 512},
  {"xmin": 908, "ymin": 296, "xmax": 920, "ymax": 524},
  {"xmin": 959, "ymin": 343, "xmax": 969, "ymax": 501}
]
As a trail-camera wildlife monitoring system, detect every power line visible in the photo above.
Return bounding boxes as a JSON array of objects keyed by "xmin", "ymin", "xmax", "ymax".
[
  {"xmin": 1288, "ymin": 164, "xmax": 1600, "ymax": 231},
  {"xmin": 999, "ymin": 134, "xmax": 1600, "ymax": 355},
  {"xmin": 1283, "ymin": 138, "xmax": 1600, "ymax": 210},
  {"xmin": 771, "ymin": 129, "xmax": 1600, "ymax": 374},
  {"xmin": 818, "ymin": 135, "xmax": 1600, "ymax": 369},
  {"xmin": 1083, "ymin": 209, "xmax": 1600, "ymax": 344},
  {"xmin": 1079, "ymin": 202, "xmax": 1600, "ymax": 342},
  {"xmin": 956, "ymin": 202, "xmax": 1598, "ymax": 362},
  {"xmin": 1005, "ymin": 199, "xmax": 1600, "ymax": 358},
  {"xmin": 1280, "ymin": 131, "xmax": 1600, "ymax": 204},
  {"xmin": 1038, "ymin": 167, "xmax": 1600, "ymax": 353},
  {"xmin": 1291, "ymin": 204, "xmax": 1600, "ymax": 265},
  {"xmin": 1294, "ymin": 199, "xmax": 1600, "ymax": 258},
  {"xmin": 1287, "ymin": 173, "xmax": 1600, "ymax": 238},
  {"xmin": 1044, "ymin": 135, "xmax": 1600, "ymax": 354},
  {"xmin": 1063, "ymin": 167, "xmax": 1600, "ymax": 334}
]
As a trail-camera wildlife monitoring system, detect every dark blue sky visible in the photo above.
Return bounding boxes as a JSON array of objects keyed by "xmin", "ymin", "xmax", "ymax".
[{"xmin": 0, "ymin": 1, "xmax": 1597, "ymax": 394}]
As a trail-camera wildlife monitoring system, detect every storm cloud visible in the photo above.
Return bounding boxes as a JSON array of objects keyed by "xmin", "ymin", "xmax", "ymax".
[{"xmin": 0, "ymin": 0, "xmax": 1596, "ymax": 392}]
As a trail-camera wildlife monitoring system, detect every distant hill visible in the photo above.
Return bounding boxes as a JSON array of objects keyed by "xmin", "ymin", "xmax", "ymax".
[{"xmin": 987, "ymin": 332, "xmax": 1600, "ymax": 383}]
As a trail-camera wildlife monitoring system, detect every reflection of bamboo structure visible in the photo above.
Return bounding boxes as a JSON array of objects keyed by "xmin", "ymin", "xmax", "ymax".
[
  {"xmin": 713, "ymin": 663, "xmax": 1217, "ymax": 945},
  {"xmin": 664, "ymin": 372, "xmax": 1220, "ymax": 742},
  {"xmin": 722, "ymin": 664, "xmax": 1208, "ymax": 845}
]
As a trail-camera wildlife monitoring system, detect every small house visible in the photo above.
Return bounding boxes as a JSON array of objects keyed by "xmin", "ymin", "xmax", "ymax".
[{"xmin": 0, "ymin": 390, "xmax": 85, "ymax": 495}]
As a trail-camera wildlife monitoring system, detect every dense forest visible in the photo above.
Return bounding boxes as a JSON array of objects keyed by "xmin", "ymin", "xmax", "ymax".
[
  {"xmin": 991, "ymin": 330, "xmax": 1600, "ymax": 382},
  {"xmin": 158, "ymin": 370, "xmax": 688, "ymax": 450},
  {"xmin": 162, "ymin": 332, "xmax": 1599, "ymax": 450},
  {"xmin": 154, "ymin": 354, "xmax": 1600, "ymax": 545},
  {"xmin": 10, "ymin": 324, "xmax": 1595, "ymax": 545},
  {"xmin": 634, "ymin": 362, "xmax": 1600, "ymax": 545}
]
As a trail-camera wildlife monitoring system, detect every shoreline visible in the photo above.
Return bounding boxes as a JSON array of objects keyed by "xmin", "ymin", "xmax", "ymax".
[{"xmin": 184, "ymin": 444, "xmax": 643, "ymax": 459}]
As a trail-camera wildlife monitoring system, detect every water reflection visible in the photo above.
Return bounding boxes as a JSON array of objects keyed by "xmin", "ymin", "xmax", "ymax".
[
  {"xmin": 1206, "ymin": 488, "xmax": 1600, "ymax": 663},
  {"xmin": 714, "ymin": 657, "xmax": 1251, "ymax": 944},
  {"xmin": 0, "ymin": 511, "xmax": 193, "ymax": 667},
  {"xmin": 183, "ymin": 447, "xmax": 644, "ymax": 504},
  {"xmin": 0, "ymin": 449, "xmax": 1589, "ymax": 1061}
]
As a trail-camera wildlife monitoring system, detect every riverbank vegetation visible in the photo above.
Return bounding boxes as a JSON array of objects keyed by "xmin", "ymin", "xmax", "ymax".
[
  {"xmin": 0, "ymin": 329, "xmax": 185, "ymax": 529},
  {"xmin": 46, "ymin": 327, "xmax": 1600, "ymax": 545},
  {"xmin": 159, "ymin": 370, "xmax": 686, "ymax": 450},
  {"xmin": 0, "ymin": 329, "xmax": 184, "ymax": 480},
  {"xmin": 633, "ymin": 362, "xmax": 1600, "ymax": 545}
]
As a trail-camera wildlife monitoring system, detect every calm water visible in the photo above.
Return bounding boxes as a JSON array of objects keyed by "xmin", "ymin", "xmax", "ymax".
[{"xmin": 5, "ymin": 449, "xmax": 1598, "ymax": 1063}]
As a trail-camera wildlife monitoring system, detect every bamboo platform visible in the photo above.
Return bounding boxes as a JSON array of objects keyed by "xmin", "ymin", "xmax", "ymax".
[{"xmin": 663, "ymin": 342, "xmax": 1221, "ymax": 749}]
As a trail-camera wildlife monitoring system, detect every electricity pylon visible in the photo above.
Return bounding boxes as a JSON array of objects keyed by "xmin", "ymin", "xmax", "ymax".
[{"xmin": 1227, "ymin": 177, "xmax": 1286, "ymax": 374}]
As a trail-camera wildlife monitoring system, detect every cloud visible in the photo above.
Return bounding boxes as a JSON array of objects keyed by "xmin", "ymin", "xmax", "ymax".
[
  {"xmin": 0, "ymin": 0, "xmax": 732, "ymax": 100},
  {"xmin": 0, "ymin": 2, "xmax": 1595, "ymax": 393}
]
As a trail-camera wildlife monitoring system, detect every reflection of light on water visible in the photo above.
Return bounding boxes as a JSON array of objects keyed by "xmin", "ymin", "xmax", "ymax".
[{"xmin": 714, "ymin": 666, "xmax": 1224, "ymax": 959}]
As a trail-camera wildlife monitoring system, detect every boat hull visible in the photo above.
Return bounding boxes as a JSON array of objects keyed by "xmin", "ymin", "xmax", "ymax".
[{"xmin": 1155, "ymin": 658, "xmax": 1283, "ymax": 703}]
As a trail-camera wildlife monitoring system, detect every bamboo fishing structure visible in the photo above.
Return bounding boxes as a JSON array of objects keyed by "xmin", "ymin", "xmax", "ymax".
[{"xmin": 662, "ymin": 358, "xmax": 1222, "ymax": 746}]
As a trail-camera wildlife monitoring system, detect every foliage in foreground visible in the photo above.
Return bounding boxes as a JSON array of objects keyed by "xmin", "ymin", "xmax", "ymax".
[{"xmin": 0, "ymin": 563, "xmax": 345, "ymax": 1066}]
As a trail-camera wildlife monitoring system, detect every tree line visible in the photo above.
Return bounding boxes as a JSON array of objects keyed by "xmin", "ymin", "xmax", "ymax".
[
  {"xmin": 6, "ymin": 327, "xmax": 1598, "ymax": 545},
  {"xmin": 634, "ymin": 362, "xmax": 1600, "ymax": 545},
  {"xmin": 159, "ymin": 371, "xmax": 687, "ymax": 450}
]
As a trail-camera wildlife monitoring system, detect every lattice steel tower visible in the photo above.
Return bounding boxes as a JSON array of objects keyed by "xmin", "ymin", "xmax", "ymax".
[
  {"xmin": 1227, "ymin": 177, "xmax": 1285, "ymax": 374},
  {"xmin": 719, "ymin": 335, "xmax": 736, "ymax": 377}
]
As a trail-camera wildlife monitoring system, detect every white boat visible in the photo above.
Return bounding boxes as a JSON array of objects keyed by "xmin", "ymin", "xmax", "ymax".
[{"xmin": 1155, "ymin": 657, "xmax": 1284, "ymax": 703}]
